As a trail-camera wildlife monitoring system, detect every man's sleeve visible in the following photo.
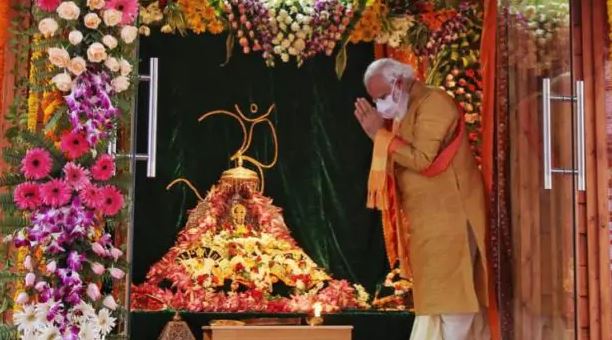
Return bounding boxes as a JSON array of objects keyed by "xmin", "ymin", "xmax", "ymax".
[{"xmin": 384, "ymin": 90, "xmax": 459, "ymax": 173}]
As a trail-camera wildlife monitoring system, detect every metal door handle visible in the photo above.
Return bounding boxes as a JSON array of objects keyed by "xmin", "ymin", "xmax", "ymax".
[
  {"xmin": 542, "ymin": 78, "xmax": 584, "ymax": 191},
  {"xmin": 576, "ymin": 80, "xmax": 585, "ymax": 192},
  {"xmin": 137, "ymin": 57, "xmax": 159, "ymax": 178},
  {"xmin": 108, "ymin": 58, "xmax": 159, "ymax": 178},
  {"xmin": 542, "ymin": 78, "xmax": 553, "ymax": 190}
]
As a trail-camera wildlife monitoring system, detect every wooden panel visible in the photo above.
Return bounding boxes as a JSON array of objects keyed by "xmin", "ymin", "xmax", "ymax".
[{"xmin": 575, "ymin": 0, "xmax": 612, "ymax": 339}]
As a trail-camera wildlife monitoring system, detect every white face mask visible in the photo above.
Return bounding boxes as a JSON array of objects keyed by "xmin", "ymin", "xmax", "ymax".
[{"xmin": 375, "ymin": 81, "xmax": 408, "ymax": 120}]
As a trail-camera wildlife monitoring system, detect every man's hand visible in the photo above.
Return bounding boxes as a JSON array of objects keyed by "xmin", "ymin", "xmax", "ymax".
[{"xmin": 354, "ymin": 97, "xmax": 384, "ymax": 140}]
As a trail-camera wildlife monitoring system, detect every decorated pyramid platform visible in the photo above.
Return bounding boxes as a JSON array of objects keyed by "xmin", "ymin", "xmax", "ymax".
[
  {"xmin": 131, "ymin": 104, "xmax": 375, "ymax": 314},
  {"xmin": 130, "ymin": 165, "xmax": 371, "ymax": 313}
]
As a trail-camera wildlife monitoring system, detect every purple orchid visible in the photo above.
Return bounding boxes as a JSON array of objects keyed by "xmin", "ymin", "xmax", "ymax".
[
  {"xmin": 67, "ymin": 251, "xmax": 85, "ymax": 271},
  {"xmin": 65, "ymin": 69, "xmax": 120, "ymax": 147}
]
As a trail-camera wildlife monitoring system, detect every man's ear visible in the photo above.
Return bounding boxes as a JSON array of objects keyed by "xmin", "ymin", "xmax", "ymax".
[{"xmin": 391, "ymin": 77, "xmax": 403, "ymax": 101}]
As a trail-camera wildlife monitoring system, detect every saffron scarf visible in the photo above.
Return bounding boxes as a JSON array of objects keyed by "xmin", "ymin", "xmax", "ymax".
[{"xmin": 367, "ymin": 110, "xmax": 465, "ymax": 272}]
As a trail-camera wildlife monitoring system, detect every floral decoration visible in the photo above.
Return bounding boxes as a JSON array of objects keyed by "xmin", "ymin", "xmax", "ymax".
[
  {"xmin": 1, "ymin": 0, "xmax": 137, "ymax": 337},
  {"xmin": 131, "ymin": 182, "xmax": 370, "ymax": 313}
]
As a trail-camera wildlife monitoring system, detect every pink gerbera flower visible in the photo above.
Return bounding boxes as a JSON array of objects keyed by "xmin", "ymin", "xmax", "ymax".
[
  {"xmin": 21, "ymin": 148, "xmax": 53, "ymax": 180},
  {"xmin": 37, "ymin": 0, "xmax": 60, "ymax": 11},
  {"xmin": 60, "ymin": 131, "xmax": 90, "ymax": 160},
  {"xmin": 40, "ymin": 179, "xmax": 72, "ymax": 207},
  {"xmin": 91, "ymin": 155, "xmax": 115, "ymax": 181},
  {"xmin": 98, "ymin": 185, "xmax": 124, "ymax": 216},
  {"xmin": 63, "ymin": 162, "xmax": 90, "ymax": 190},
  {"xmin": 13, "ymin": 182, "xmax": 42, "ymax": 210},
  {"xmin": 80, "ymin": 184, "xmax": 102, "ymax": 209},
  {"xmin": 105, "ymin": 0, "xmax": 138, "ymax": 24}
]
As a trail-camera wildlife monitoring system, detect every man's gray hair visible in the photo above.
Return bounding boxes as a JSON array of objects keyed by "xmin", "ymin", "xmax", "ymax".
[{"xmin": 363, "ymin": 58, "xmax": 415, "ymax": 87}]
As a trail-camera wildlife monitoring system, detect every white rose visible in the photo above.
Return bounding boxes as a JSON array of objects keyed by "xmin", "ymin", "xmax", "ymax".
[
  {"xmin": 68, "ymin": 30, "xmax": 83, "ymax": 45},
  {"xmin": 290, "ymin": 22, "xmax": 300, "ymax": 32},
  {"xmin": 47, "ymin": 47, "xmax": 70, "ymax": 68},
  {"xmin": 38, "ymin": 18, "xmax": 59, "ymax": 38},
  {"xmin": 87, "ymin": 42, "xmax": 107, "ymax": 63},
  {"xmin": 103, "ymin": 9, "xmax": 122, "ymax": 27},
  {"xmin": 119, "ymin": 58, "xmax": 132, "ymax": 76},
  {"xmin": 68, "ymin": 57, "xmax": 87, "ymax": 76},
  {"xmin": 111, "ymin": 76, "xmax": 130, "ymax": 93},
  {"xmin": 84, "ymin": 13, "xmax": 101, "ymax": 29},
  {"xmin": 57, "ymin": 1, "xmax": 80, "ymax": 20},
  {"xmin": 52, "ymin": 73, "xmax": 73, "ymax": 92},
  {"xmin": 120, "ymin": 26, "xmax": 138, "ymax": 44},
  {"xmin": 102, "ymin": 35, "xmax": 118, "ymax": 49},
  {"xmin": 104, "ymin": 57, "xmax": 120, "ymax": 72},
  {"xmin": 280, "ymin": 53, "xmax": 289, "ymax": 62},
  {"xmin": 87, "ymin": 0, "xmax": 105, "ymax": 10}
]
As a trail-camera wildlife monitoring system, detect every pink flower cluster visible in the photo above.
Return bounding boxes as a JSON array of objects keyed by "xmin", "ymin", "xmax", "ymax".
[
  {"xmin": 15, "ymin": 151, "xmax": 122, "ymax": 216},
  {"xmin": 12, "ymin": 149, "xmax": 126, "ymax": 334}
]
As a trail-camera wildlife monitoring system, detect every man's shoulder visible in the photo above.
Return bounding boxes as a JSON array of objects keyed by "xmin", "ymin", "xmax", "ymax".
[{"xmin": 420, "ymin": 86, "xmax": 456, "ymax": 109}]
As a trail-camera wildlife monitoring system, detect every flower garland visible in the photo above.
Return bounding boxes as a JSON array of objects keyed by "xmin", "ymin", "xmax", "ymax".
[
  {"xmin": 10, "ymin": 146, "xmax": 126, "ymax": 338},
  {"xmin": 2, "ymin": 0, "xmax": 139, "ymax": 338},
  {"xmin": 177, "ymin": 0, "xmax": 224, "ymax": 34},
  {"xmin": 140, "ymin": 0, "xmax": 356, "ymax": 66},
  {"xmin": 350, "ymin": 0, "xmax": 386, "ymax": 43},
  {"xmin": 27, "ymin": 34, "xmax": 45, "ymax": 132}
]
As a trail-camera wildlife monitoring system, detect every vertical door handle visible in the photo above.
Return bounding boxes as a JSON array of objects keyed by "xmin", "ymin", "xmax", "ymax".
[
  {"xmin": 138, "ymin": 57, "xmax": 159, "ymax": 178},
  {"xmin": 108, "ymin": 58, "xmax": 159, "ymax": 177},
  {"xmin": 575, "ymin": 80, "xmax": 586, "ymax": 192},
  {"xmin": 542, "ymin": 78, "xmax": 553, "ymax": 190}
]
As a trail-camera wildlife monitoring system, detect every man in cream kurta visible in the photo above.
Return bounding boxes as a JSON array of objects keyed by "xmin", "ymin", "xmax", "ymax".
[{"xmin": 354, "ymin": 58, "xmax": 491, "ymax": 340}]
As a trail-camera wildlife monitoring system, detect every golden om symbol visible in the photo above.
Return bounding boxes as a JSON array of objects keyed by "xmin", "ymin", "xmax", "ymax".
[
  {"xmin": 197, "ymin": 103, "xmax": 278, "ymax": 192},
  {"xmin": 167, "ymin": 103, "xmax": 279, "ymax": 197}
]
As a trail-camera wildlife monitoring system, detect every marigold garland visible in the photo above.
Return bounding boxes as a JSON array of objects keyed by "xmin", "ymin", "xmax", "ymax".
[
  {"xmin": 26, "ymin": 35, "xmax": 44, "ymax": 132},
  {"xmin": 350, "ymin": 0, "xmax": 386, "ymax": 43},
  {"xmin": 177, "ymin": 0, "xmax": 224, "ymax": 34}
]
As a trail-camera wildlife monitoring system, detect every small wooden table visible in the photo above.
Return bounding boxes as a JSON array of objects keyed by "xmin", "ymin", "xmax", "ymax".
[{"xmin": 202, "ymin": 325, "xmax": 353, "ymax": 340}]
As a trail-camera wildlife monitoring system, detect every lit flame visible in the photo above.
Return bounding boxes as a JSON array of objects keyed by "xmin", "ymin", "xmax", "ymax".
[{"xmin": 313, "ymin": 302, "xmax": 322, "ymax": 317}]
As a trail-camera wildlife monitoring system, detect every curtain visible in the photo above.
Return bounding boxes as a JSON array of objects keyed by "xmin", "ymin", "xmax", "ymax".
[{"xmin": 132, "ymin": 32, "xmax": 392, "ymax": 293}]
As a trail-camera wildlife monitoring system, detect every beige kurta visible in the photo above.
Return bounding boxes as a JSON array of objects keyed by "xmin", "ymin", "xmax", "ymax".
[{"xmin": 390, "ymin": 81, "xmax": 489, "ymax": 315}]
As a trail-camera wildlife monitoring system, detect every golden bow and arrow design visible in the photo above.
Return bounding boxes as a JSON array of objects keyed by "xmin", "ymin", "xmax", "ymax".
[{"xmin": 166, "ymin": 103, "xmax": 279, "ymax": 197}]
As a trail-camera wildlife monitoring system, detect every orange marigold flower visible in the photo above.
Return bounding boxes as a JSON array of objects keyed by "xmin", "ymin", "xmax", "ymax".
[{"xmin": 208, "ymin": 20, "xmax": 224, "ymax": 34}]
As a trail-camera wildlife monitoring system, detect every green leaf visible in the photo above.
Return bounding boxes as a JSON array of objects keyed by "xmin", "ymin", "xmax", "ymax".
[
  {"xmin": 0, "ymin": 215, "xmax": 29, "ymax": 231},
  {"xmin": 43, "ymin": 106, "xmax": 66, "ymax": 133},
  {"xmin": 335, "ymin": 42, "xmax": 348, "ymax": 80},
  {"xmin": 0, "ymin": 173, "xmax": 24, "ymax": 187},
  {"xmin": 221, "ymin": 33, "xmax": 234, "ymax": 67},
  {"xmin": 0, "ymin": 323, "xmax": 18, "ymax": 340}
]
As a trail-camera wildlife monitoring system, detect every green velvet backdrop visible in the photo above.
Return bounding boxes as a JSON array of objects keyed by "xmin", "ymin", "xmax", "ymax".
[
  {"xmin": 132, "ymin": 32, "xmax": 391, "ymax": 292},
  {"xmin": 129, "ymin": 30, "xmax": 416, "ymax": 340}
]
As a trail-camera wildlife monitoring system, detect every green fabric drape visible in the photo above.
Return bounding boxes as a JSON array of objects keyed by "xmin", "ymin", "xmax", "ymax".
[{"xmin": 133, "ymin": 32, "xmax": 389, "ymax": 294}]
